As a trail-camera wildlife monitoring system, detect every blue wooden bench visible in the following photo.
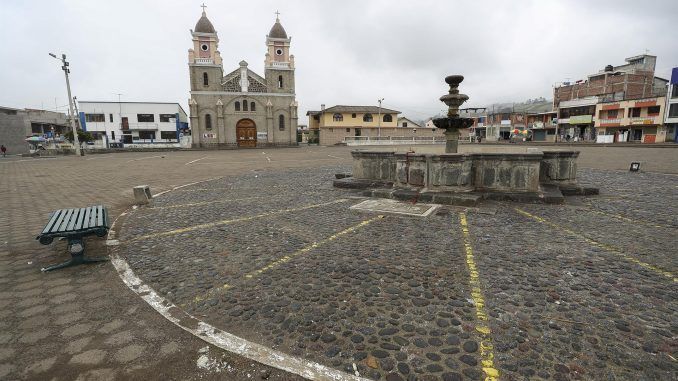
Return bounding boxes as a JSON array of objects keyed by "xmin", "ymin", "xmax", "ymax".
[{"xmin": 36, "ymin": 205, "xmax": 110, "ymax": 272}]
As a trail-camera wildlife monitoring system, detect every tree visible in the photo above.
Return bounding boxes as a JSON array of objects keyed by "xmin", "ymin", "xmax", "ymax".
[{"xmin": 65, "ymin": 130, "xmax": 94, "ymax": 145}]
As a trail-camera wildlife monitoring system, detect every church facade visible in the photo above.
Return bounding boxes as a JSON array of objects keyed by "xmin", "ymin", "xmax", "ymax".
[{"xmin": 188, "ymin": 8, "xmax": 298, "ymax": 148}]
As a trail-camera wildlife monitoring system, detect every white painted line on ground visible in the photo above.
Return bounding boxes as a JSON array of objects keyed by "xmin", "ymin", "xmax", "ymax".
[
  {"xmin": 185, "ymin": 156, "xmax": 208, "ymax": 165},
  {"xmin": 327, "ymin": 155, "xmax": 345, "ymax": 160},
  {"xmin": 0, "ymin": 158, "xmax": 58, "ymax": 164},
  {"xmin": 109, "ymin": 256, "xmax": 368, "ymax": 381},
  {"xmin": 126, "ymin": 155, "xmax": 164, "ymax": 163}
]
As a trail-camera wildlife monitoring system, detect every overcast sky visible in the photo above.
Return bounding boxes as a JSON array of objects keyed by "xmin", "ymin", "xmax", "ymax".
[{"xmin": 2, "ymin": 0, "xmax": 676, "ymax": 123}]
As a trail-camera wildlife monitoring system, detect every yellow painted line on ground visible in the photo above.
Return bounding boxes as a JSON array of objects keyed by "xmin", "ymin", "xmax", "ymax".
[
  {"xmin": 151, "ymin": 196, "xmax": 264, "ymax": 210},
  {"xmin": 131, "ymin": 199, "xmax": 348, "ymax": 241},
  {"xmin": 582, "ymin": 207, "xmax": 671, "ymax": 229},
  {"xmin": 458, "ymin": 212, "xmax": 500, "ymax": 381},
  {"xmin": 189, "ymin": 215, "xmax": 385, "ymax": 305},
  {"xmin": 244, "ymin": 215, "xmax": 385, "ymax": 279},
  {"xmin": 515, "ymin": 208, "xmax": 676, "ymax": 282}
]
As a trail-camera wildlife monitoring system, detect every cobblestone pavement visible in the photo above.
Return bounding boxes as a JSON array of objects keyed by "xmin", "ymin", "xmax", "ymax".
[
  {"xmin": 118, "ymin": 164, "xmax": 677, "ymax": 380},
  {"xmin": 1, "ymin": 146, "xmax": 676, "ymax": 381}
]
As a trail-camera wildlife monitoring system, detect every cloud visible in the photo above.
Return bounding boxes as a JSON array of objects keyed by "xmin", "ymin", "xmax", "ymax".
[{"xmin": 0, "ymin": 0, "xmax": 676, "ymax": 123}]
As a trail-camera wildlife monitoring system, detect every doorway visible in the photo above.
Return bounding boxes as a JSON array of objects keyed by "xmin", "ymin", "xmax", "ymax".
[{"xmin": 236, "ymin": 119, "xmax": 257, "ymax": 148}]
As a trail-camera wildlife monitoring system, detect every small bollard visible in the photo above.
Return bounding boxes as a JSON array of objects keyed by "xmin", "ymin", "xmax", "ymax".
[{"xmin": 133, "ymin": 185, "xmax": 152, "ymax": 205}]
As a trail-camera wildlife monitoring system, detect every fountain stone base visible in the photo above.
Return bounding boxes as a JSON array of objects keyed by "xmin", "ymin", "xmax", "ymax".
[{"xmin": 334, "ymin": 150, "xmax": 598, "ymax": 206}]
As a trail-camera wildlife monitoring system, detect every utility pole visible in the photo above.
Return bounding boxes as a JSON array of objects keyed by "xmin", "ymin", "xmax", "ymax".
[
  {"xmin": 50, "ymin": 53, "xmax": 81, "ymax": 156},
  {"xmin": 377, "ymin": 98, "xmax": 384, "ymax": 138}
]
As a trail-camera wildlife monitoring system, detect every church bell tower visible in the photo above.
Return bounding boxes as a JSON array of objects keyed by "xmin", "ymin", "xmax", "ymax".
[
  {"xmin": 188, "ymin": 5, "xmax": 223, "ymax": 92},
  {"xmin": 264, "ymin": 12, "xmax": 295, "ymax": 94}
]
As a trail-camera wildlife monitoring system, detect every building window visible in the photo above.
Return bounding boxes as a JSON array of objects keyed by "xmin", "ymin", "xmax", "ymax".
[
  {"xmin": 160, "ymin": 131, "xmax": 176, "ymax": 140},
  {"xmin": 629, "ymin": 108, "xmax": 641, "ymax": 118},
  {"xmin": 137, "ymin": 114, "xmax": 154, "ymax": 122},
  {"xmin": 329, "ymin": 128, "xmax": 334, "ymax": 132},
  {"xmin": 668, "ymin": 104, "xmax": 678, "ymax": 118},
  {"xmin": 138, "ymin": 131, "xmax": 156, "ymax": 140},
  {"xmin": 111, "ymin": 131, "xmax": 115, "ymax": 140},
  {"xmin": 383, "ymin": 114, "xmax": 393, "ymax": 122},
  {"xmin": 203, "ymin": 72, "xmax": 209, "ymax": 86},
  {"xmin": 346, "ymin": 128, "xmax": 350, "ymax": 133},
  {"xmin": 235, "ymin": 101, "xmax": 240, "ymax": 111},
  {"xmin": 250, "ymin": 102, "xmax": 256, "ymax": 111},
  {"xmin": 278, "ymin": 115, "xmax": 285, "ymax": 130},
  {"xmin": 672, "ymin": 85, "xmax": 678, "ymax": 98},
  {"xmin": 85, "ymin": 113, "xmax": 105, "ymax": 122},
  {"xmin": 647, "ymin": 106, "xmax": 660, "ymax": 116},
  {"xmin": 243, "ymin": 100, "xmax": 248, "ymax": 111},
  {"xmin": 606, "ymin": 109, "xmax": 618, "ymax": 119},
  {"xmin": 278, "ymin": 75, "xmax": 283, "ymax": 88},
  {"xmin": 109, "ymin": 114, "xmax": 113, "ymax": 122},
  {"xmin": 333, "ymin": 113, "xmax": 343, "ymax": 122},
  {"xmin": 363, "ymin": 113, "xmax": 373, "ymax": 122},
  {"xmin": 403, "ymin": 122, "xmax": 408, "ymax": 127},
  {"xmin": 159, "ymin": 114, "xmax": 175, "ymax": 123},
  {"xmin": 352, "ymin": 113, "xmax": 356, "ymax": 118},
  {"xmin": 205, "ymin": 114, "xmax": 212, "ymax": 130}
]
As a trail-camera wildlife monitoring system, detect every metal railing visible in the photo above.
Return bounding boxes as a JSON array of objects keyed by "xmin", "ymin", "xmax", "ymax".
[{"xmin": 343, "ymin": 136, "xmax": 445, "ymax": 145}]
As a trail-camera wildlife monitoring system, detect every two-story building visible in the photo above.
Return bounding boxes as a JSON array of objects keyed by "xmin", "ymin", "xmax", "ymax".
[
  {"xmin": 77, "ymin": 101, "xmax": 188, "ymax": 148},
  {"xmin": 307, "ymin": 105, "xmax": 442, "ymax": 145},
  {"xmin": 665, "ymin": 68, "xmax": 678, "ymax": 143},
  {"xmin": 595, "ymin": 97, "xmax": 666, "ymax": 143}
]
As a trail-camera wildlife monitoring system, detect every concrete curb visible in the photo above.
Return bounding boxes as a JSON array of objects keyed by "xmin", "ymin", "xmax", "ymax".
[{"xmin": 106, "ymin": 178, "xmax": 369, "ymax": 381}]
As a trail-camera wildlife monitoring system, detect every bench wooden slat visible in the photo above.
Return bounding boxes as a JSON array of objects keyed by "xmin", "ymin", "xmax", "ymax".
[
  {"xmin": 66, "ymin": 208, "xmax": 81, "ymax": 231},
  {"xmin": 74, "ymin": 207, "xmax": 86, "ymax": 230},
  {"xmin": 96, "ymin": 205, "xmax": 104, "ymax": 227},
  {"xmin": 89, "ymin": 206, "xmax": 97, "ymax": 228},
  {"xmin": 82, "ymin": 207, "xmax": 91, "ymax": 229},
  {"xmin": 58, "ymin": 209, "xmax": 75, "ymax": 232},
  {"xmin": 42, "ymin": 210, "xmax": 63, "ymax": 234},
  {"xmin": 49, "ymin": 210, "xmax": 68, "ymax": 234}
]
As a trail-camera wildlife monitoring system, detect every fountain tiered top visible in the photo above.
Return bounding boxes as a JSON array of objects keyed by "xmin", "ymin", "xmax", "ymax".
[{"xmin": 432, "ymin": 75, "xmax": 474, "ymax": 153}]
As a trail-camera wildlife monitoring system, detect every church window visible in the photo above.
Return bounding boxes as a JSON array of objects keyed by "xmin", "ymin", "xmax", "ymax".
[
  {"xmin": 250, "ymin": 102, "xmax": 256, "ymax": 111},
  {"xmin": 278, "ymin": 115, "xmax": 285, "ymax": 130},
  {"xmin": 235, "ymin": 101, "xmax": 240, "ymax": 111},
  {"xmin": 243, "ymin": 100, "xmax": 248, "ymax": 111},
  {"xmin": 278, "ymin": 75, "xmax": 283, "ymax": 89},
  {"xmin": 383, "ymin": 114, "xmax": 393, "ymax": 123},
  {"xmin": 205, "ymin": 114, "xmax": 212, "ymax": 130},
  {"xmin": 363, "ymin": 113, "xmax": 373, "ymax": 122},
  {"xmin": 333, "ymin": 113, "xmax": 343, "ymax": 122},
  {"xmin": 203, "ymin": 72, "xmax": 209, "ymax": 86}
]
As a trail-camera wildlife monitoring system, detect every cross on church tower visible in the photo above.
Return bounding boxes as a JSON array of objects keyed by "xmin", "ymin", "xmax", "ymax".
[
  {"xmin": 275, "ymin": 10, "xmax": 280, "ymax": 21},
  {"xmin": 201, "ymin": 3, "xmax": 207, "ymax": 13}
]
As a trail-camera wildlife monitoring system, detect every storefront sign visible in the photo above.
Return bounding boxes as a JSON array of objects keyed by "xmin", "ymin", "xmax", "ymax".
[{"xmin": 569, "ymin": 115, "xmax": 593, "ymax": 124}]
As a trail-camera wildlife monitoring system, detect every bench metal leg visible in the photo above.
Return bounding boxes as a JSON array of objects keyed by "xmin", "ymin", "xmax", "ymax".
[{"xmin": 41, "ymin": 238, "xmax": 109, "ymax": 272}]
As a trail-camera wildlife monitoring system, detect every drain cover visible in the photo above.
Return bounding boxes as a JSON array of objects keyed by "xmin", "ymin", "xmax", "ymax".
[{"xmin": 350, "ymin": 199, "xmax": 439, "ymax": 217}]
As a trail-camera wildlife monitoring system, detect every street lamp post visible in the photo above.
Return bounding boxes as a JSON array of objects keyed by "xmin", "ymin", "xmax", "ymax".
[
  {"xmin": 49, "ymin": 53, "xmax": 81, "ymax": 156},
  {"xmin": 377, "ymin": 98, "xmax": 384, "ymax": 139}
]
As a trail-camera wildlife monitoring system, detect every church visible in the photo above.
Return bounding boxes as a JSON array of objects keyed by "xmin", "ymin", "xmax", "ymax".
[{"xmin": 188, "ymin": 7, "xmax": 298, "ymax": 148}]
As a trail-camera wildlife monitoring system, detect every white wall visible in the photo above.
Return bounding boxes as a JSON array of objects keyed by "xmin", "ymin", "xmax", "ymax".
[{"xmin": 77, "ymin": 102, "xmax": 187, "ymax": 144}]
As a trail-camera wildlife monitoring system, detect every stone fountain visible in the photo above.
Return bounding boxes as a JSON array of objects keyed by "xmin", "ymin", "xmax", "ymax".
[
  {"xmin": 433, "ymin": 75, "xmax": 474, "ymax": 153},
  {"xmin": 334, "ymin": 75, "xmax": 598, "ymax": 205}
]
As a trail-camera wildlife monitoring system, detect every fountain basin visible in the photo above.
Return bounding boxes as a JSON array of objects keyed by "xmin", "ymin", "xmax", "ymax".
[{"xmin": 336, "ymin": 150, "xmax": 597, "ymax": 204}]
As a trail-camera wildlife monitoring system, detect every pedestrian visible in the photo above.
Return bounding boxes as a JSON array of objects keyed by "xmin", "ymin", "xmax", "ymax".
[{"xmin": 1, "ymin": 145, "xmax": 6, "ymax": 157}]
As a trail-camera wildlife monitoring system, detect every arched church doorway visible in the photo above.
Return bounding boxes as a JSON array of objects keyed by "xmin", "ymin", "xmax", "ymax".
[{"xmin": 236, "ymin": 119, "xmax": 257, "ymax": 148}]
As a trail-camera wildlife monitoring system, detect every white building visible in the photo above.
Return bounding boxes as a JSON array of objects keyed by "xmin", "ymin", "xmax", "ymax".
[
  {"xmin": 77, "ymin": 101, "xmax": 188, "ymax": 148},
  {"xmin": 665, "ymin": 68, "xmax": 678, "ymax": 143}
]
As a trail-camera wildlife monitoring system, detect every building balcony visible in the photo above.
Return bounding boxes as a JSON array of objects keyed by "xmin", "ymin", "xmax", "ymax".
[
  {"xmin": 195, "ymin": 58, "xmax": 214, "ymax": 65},
  {"xmin": 270, "ymin": 61, "xmax": 289, "ymax": 68},
  {"xmin": 126, "ymin": 123, "xmax": 159, "ymax": 130},
  {"xmin": 597, "ymin": 118, "xmax": 622, "ymax": 127},
  {"xmin": 629, "ymin": 116, "xmax": 659, "ymax": 125}
]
